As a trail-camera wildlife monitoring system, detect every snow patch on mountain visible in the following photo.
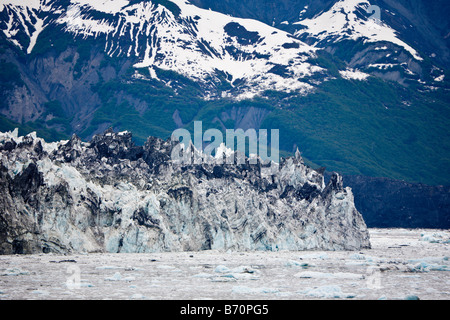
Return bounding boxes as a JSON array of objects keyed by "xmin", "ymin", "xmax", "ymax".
[
  {"xmin": 26, "ymin": 12, "xmax": 45, "ymax": 53},
  {"xmin": 2, "ymin": 2, "xmax": 46, "ymax": 52},
  {"xmin": 434, "ymin": 75, "xmax": 445, "ymax": 82},
  {"xmin": 70, "ymin": 0, "xmax": 131, "ymax": 14},
  {"xmin": 0, "ymin": 0, "xmax": 41, "ymax": 10},
  {"xmin": 58, "ymin": 4, "xmax": 117, "ymax": 37},
  {"xmin": 294, "ymin": 0, "xmax": 422, "ymax": 61},
  {"xmin": 339, "ymin": 68, "xmax": 370, "ymax": 80}
]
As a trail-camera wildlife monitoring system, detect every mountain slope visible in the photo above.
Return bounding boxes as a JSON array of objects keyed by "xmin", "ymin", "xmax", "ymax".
[
  {"xmin": 339, "ymin": 174, "xmax": 450, "ymax": 229},
  {"xmin": 191, "ymin": 0, "xmax": 450, "ymax": 66},
  {"xmin": 1, "ymin": 0, "xmax": 326, "ymax": 100}
]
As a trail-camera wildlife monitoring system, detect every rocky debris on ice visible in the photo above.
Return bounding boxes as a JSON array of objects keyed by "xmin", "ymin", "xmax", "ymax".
[{"xmin": 0, "ymin": 129, "xmax": 371, "ymax": 254}]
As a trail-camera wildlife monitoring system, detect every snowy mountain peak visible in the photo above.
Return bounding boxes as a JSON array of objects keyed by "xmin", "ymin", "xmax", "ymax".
[
  {"xmin": 0, "ymin": 0, "xmax": 445, "ymax": 101},
  {"xmin": 1, "ymin": 0, "xmax": 325, "ymax": 99},
  {"xmin": 294, "ymin": 0, "xmax": 422, "ymax": 61}
]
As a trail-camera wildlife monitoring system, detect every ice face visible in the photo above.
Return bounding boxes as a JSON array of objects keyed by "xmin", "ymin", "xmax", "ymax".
[{"xmin": 0, "ymin": 129, "xmax": 371, "ymax": 254}]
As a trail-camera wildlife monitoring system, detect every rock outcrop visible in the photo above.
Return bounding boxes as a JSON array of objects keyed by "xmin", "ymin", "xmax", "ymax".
[{"xmin": 0, "ymin": 129, "xmax": 370, "ymax": 254}]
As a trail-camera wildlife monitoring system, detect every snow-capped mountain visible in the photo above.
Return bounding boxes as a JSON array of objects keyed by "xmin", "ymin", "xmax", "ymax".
[
  {"xmin": 2, "ymin": 0, "xmax": 446, "ymax": 97},
  {"xmin": 294, "ymin": 0, "xmax": 422, "ymax": 61},
  {"xmin": 191, "ymin": 0, "xmax": 449, "ymax": 85},
  {"xmin": 1, "ymin": 0, "xmax": 326, "ymax": 99},
  {"xmin": 291, "ymin": 0, "xmax": 441, "ymax": 85}
]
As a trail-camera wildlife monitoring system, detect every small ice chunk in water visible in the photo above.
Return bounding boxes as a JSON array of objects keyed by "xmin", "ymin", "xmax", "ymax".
[
  {"xmin": 96, "ymin": 266, "xmax": 124, "ymax": 270},
  {"xmin": 420, "ymin": 232, "xmax": 450, "ymax": 243},
  {"xmin": 294, "ymin": 271, "xmax": 364, "ymax": 280},
  {"xmin": 1, "ymin": 268, "xmax": 30, "ymax": 276},
  {"xmin": 406, "ymin": 261, "xmax": 449, "ymax": 272},
  {"xmin": 214, "ymin": 265, "xmax": 231, "ymax": 273},
  {"xmin": 349, "ymin": 254, "xmax": 381, "ymax": 263},
  {"xmin": 298, "ymin": 253, "xmax": 329, "ymax": 260},
  {"xmin": 130, "ymin": 293, "xmax": 147, "ymax": 300},
  {"xmin": 105, "ymin": 272, "xmax": 123, "ymax": 281},
  {"xmin": 232, "ymin": 286, "xmax": 279, "ymax": 294},
  {"xmin": 286, "ymin": 260, "xmax": 312, "ymax": 268},
  {"xmin": 211, "ymin": 276, "xmax": 237, "ymax": 282},
  {"xmin": 192, "ymin": 273, "xmax": 212, "ymax": 278},
  {"xmin": 32, "ymin": 290, "xmax": 49, "ymax": 295},
  {"xmin": 298, "ymin": 285, "xmax": 356, "ymax": 299},
  {"xmin": 104, "ymin": 272, "xmax": 134, "ymax": 282},
  {"xmin": 230, "ymin": 266, "xmax": 257, "ymax": 274}
]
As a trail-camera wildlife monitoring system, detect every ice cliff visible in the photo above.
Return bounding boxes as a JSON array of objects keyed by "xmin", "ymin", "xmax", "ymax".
[{"xmin": 0, "ymin": 129, "xmax": 370, "ymax": 254}]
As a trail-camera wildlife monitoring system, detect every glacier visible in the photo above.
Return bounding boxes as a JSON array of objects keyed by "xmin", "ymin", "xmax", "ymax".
[{"xmin": 0, "ymin": 128, "xmax": 371, "ymax": 254}]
